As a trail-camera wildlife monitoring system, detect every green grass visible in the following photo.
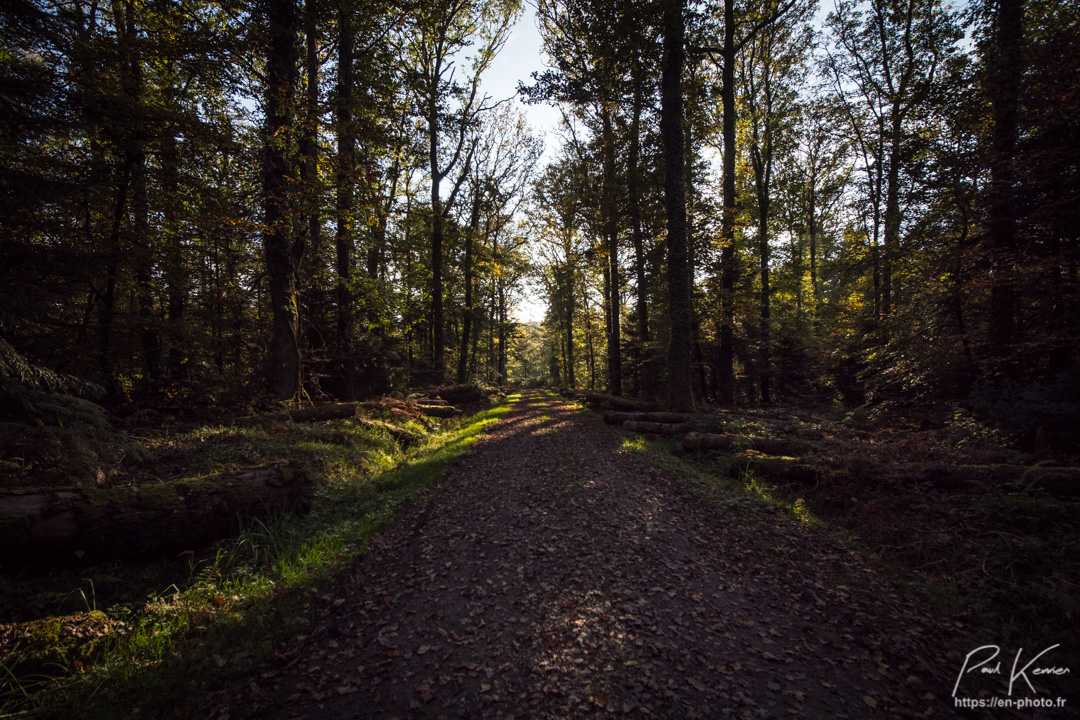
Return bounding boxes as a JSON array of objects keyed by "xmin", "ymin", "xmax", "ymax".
[{"xmin": 0, "ymin": 400, "xmax": 510, "ymax": 719}]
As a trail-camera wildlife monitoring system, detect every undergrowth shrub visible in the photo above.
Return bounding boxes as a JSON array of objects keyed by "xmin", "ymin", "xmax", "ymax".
[{"xmin": 970, "ymin": 372, "xmax": 1080, "ymax": 453}]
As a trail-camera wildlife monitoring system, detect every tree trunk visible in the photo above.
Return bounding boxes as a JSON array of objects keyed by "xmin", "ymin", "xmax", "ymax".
[
  {"xmin": 727, "ymin": 453, "xmax": 822, "ymax": 484},
  {"xmin": 420, "ymin": 405, "xmax": 463, "ymax": 418},
  {"xmin": 162, "ymin": 129, "xmax": 187, "ymax": 381},
  {"xmin": 807, "ymin": 179, "xmax": 818, "ymax": 305},
  {"xmin": 600, "ymin": 106, "xmax": 622, "ymax": 397},
  {"xmin": 882, "ymin": 108, "xmax": 902, "ymax": 316},
  {"xmin": 98, "ymin": 155, "xmax": 134, "ymax": 404},
  {"xmin": 132, "ymin": 148, "xmax": 161, "ymax": 392},
  {"xmin": 566, "ymin": 265, "xmax": 576, "ymax": 387},
  {"xmin": 718, "ymin": 0, "xmax": 737, "ymax": 405},
  {"xmin": 334, "ymin": 0, "xmax": 356, "ymax": 398},
  {"xmin": 429, "ymin": 94, "xmax": 446, "ymax": 384},
  {"xmin": 228, "ymin": 403, "xmax": 358, "ymax": 425},
  {"xmin": 987, "ymin": 0, "xmax": 1022, "ymax": 359},
  {"xmin": 752, "ymin": 146, "xmax": 771, "ymax": 403},
  {"xmin": 0, "ymin": 465, "xmax": 311, "ymax": 566},
  {"xmin": 263, "ymin": 0, "xmax": 302, "ymax": 400},
  {"xmin": 683, "ymin": 431, "xmax": 811, "ymax": 456},
  {"xmin": 498, "ymin": 285, "xmax": 507, "ymax": 383},
  {"xmin": 457, "ymin": 188, "xmax": 482, "ymax": 383},
  {"xmin": 429, "ymin": 383, "xmax": 482, "ymax": 402},
  {"xmin": 661, "ymin": 0, "xmax": 694, "ymax": 413},
  {"xmin": 629, "ymin": 59, "xmax": 654, "ymax": 402},
  {"xmin": 604, "ymin": 411, "xmax": 697, "ymax": 424},
  {"xmin": 584, "ymin": 283, "xmax": 596, "ymax": 388},
  {"xmin": 623, "ymin": 420, "xmax": 692, "ymax": 435},
  {"xmin": 300, "ymin": 0, "xmax": 321, "ymax": 277}
]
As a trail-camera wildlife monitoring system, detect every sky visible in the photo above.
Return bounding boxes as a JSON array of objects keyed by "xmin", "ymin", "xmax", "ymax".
[
  {"xmin": 479, "ymin": 3, "xmax": 563, "ymax": 161},
  {"xmin": 477, "ymin": 3, "xmax": 561, "ymax": 324}
]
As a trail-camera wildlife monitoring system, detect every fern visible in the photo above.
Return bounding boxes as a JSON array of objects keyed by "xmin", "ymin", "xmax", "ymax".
[{"xmin": 0, "ymin": 338, "xmax": 105, "ymax": 400}]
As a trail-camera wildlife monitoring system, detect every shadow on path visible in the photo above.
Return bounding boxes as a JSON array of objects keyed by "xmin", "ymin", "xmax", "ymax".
[{"xmin": 229, "ymin": 390, "xmax": 973, "ymax": 719}]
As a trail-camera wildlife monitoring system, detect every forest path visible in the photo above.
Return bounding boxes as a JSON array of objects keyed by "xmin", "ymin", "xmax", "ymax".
[{"xmin": 229, "ymin": 390, "xmax": 965, "ymax": 719}]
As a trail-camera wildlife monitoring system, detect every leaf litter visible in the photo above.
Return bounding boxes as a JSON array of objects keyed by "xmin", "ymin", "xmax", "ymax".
[{"xmin": 213, "ymin": 391, "xmax": 994, "ymax": 719}]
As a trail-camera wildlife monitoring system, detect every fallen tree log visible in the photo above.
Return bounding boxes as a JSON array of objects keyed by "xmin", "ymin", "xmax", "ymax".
[
  {"xmin": 229, "ymin": 403, "xmax": 357, "ymax": 426},
  {"xmin": 418, "ymin": 405, "xmax": 462, "ymax": 418},
  {"xmin": 683, "ymin": 432, "xmax": 812, "ymax": 456},
  {"xmin": 429, "ymin": 384, "xmax": 481, "ymax": 403},
  {"xmin": 604, "ymin": 411, "xmax": 698, "ymax": 425},
  {"xmin": 919, "ymin": 464, "xmax": 1080, "ymax": 497},
  {"xmin": 353, "ymin": 419, "xmax": 425, "ymax": 446},
  {"xmin": 728, "ymin": 453, "xmax": 823, "ymax": 485},
  {"xmin": 623, "ymin": 421, "xmax": 693, "ymax": 435},
  {"xmin": 417, "ymin": 398, "xmax": 449, "ymax": 406},
  {"xmin": 0, "ymin": 464, "xmax": 311, "ymax": 566},
  {"xmin": 576, "ymin": 392, "xmax": 658, "ymax": 412}
]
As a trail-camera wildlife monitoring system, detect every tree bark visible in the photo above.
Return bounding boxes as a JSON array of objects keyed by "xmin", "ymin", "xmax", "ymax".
[
  {"xmin": 882, "ymin": 108, "xmax": 902, "ymax": 316},
  {"xmin": 300, "ymin": 0, "xmax": 321, "ymax": 277},
  {"xmin": 429, "ymin": 383, "xmax": 482, "ymax": 402},
  {"xmin": 718, "ymin": 0, "xmax": 738, "ymax": 405},
  {"xmin": 457, "ymin": 188, "xmax": 482, "ymax": 383},
  {"xmin": 629, "ymin": 57, "xmax": 654, "ymax": 402},
  {"xmin": 987, "ymin": 0, "xmax": 1023, "ymax": 359},
  {"xmin": 565, "ymin": 262, "xmax": 576, "ymax": 387},
  {"xmin": 661, "ymin": 0, "xmax": 694, "ymax": 413},
  {"xmin": 161, "ymin": 128, "xmax": 187, "ymax": 381},
  {"xmin": 419, "ymin": 405, "xmax": 463, "ymax": 418},
  {"xmin": 334, "ymin": 0, "xmax": 356, "ymax": 398},
  {"xmin": 263, "ymin": 0, "xmax": 302, "ymax": 400},
  {"xmin": 600, "ymin": 106, "xmax": 622, "ymax": 397},
  {"xmin": 228, "ymin": 403, "xmax": 359, "ymax": 425},
  {"xmin": 603, "ymin": 410, "xmax": 697, "ymax": 424},
  {"xmin": 683, "ymin": 431, "xmax": 811, "ymax": 456},
  {"xmin": 624, "ymin": 420, "xmax": 692, "ymax": 435},
  {"xmin": 727, "ymin": 453, "xmax": 822, "ymax": 484}
]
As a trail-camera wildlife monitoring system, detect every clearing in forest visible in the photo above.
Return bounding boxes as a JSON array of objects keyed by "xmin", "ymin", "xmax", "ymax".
[{"xmin": 213, "ymin": 391, "xmax": 1068, "ymax": 719}]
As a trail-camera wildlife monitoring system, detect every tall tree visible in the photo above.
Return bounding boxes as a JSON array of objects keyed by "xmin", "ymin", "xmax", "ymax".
[
  {"xmin": 262, "ymin": 0, "xmax": 303, "ymax": 400},
  {"xmin": 824, "ymin": 0, "xmax": 960, "ymax": 317},
  {"xmin": 407, "ymin": 0, "xmax": 520, "ymax": 383},
  {"xmin": 985, "ymin": 0, "xmax": 1023, "ymax": 359},
  {"xmin": 661, "ymin": 0, "xmax": 694, "ymax": 412},
  {"xmin": 739, "ymin": 0, "xmax": 812, "ymax": 401}
]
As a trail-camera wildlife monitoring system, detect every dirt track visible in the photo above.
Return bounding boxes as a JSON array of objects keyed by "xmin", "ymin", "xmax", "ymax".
[{"xmin": 226, "ymin": 390, "xmax": 987, "ymax": 719}]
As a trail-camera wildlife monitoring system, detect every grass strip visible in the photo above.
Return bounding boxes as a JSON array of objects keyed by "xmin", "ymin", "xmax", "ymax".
[{"xmin": 1, "ymin": 398, "xmax": 512, "ymax": 719}]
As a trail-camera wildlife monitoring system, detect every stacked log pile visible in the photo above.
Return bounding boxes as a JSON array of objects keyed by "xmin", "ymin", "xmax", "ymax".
[
  {"xmin": 600, "ymin": 405, "xmax": 1080, "ymax": 498},
  {"xmin": 229, "ymin": 383, "xmax": 492, "ymax": 427}
]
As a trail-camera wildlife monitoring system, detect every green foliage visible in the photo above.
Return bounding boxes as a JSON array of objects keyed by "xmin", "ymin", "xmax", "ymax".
[{"xmin": 1, "ymin": 340, "xmax": 151, "ymax": 486}]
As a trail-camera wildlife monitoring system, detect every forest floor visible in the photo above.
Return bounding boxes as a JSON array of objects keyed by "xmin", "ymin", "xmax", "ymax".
[{"xmin": 206, "ymin": 390, "xmax": 1075, "ymax": 719}]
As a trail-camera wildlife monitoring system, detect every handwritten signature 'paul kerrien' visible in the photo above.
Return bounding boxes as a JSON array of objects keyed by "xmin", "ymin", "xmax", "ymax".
[{"xmin": 954, "ymin": 644, "xmax": 1071, "ymax": 697}]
